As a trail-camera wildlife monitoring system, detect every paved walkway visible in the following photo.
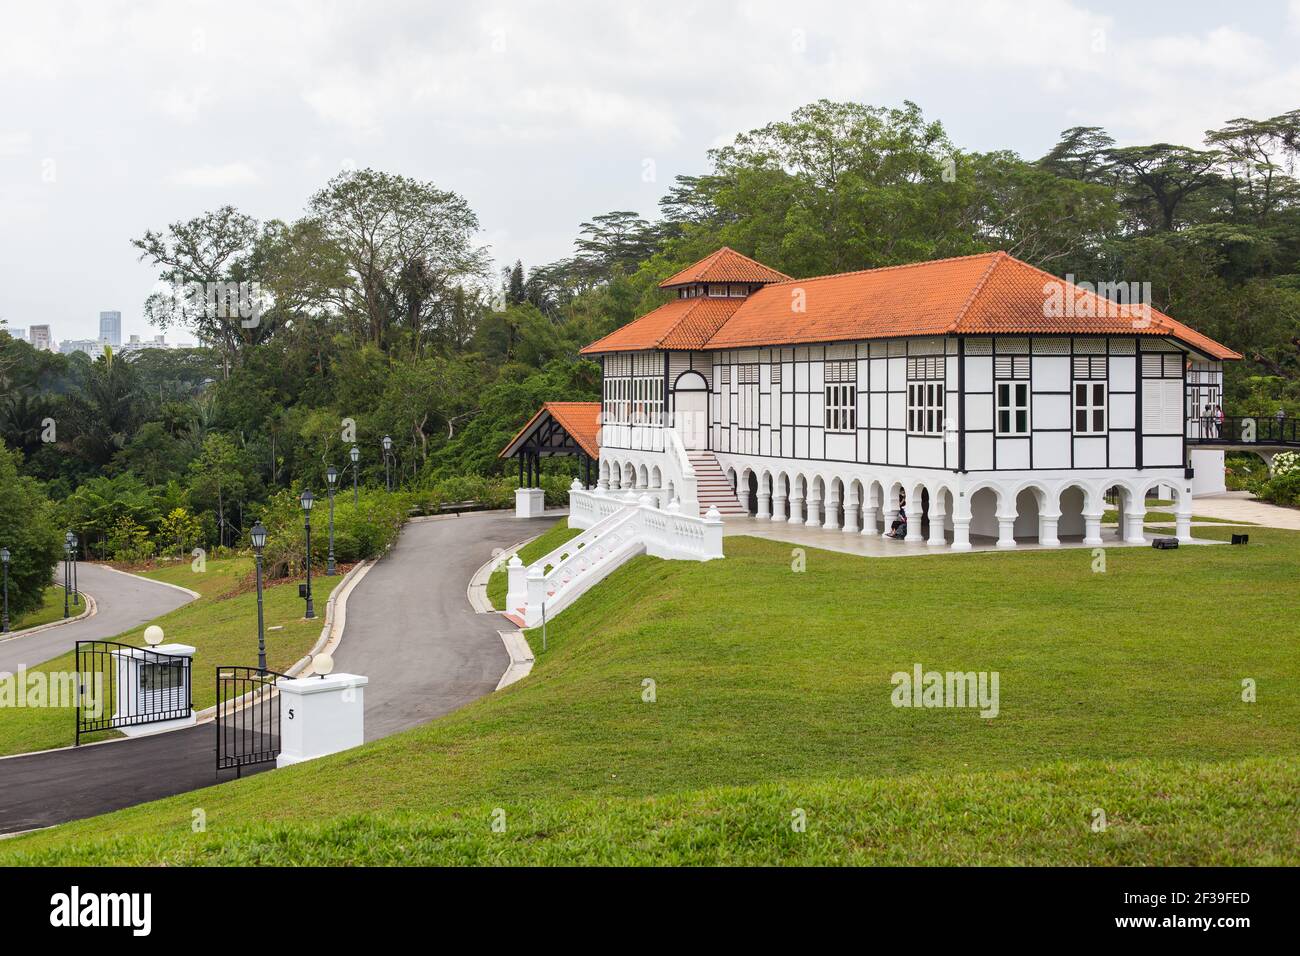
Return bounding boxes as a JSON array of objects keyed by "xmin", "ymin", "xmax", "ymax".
[
  {"xmin": 1185, "ymin": 491, "xmax": 1300, "ymax": 530},
  {"xmin": 0, "ymin": 564, "xmax": 195, "ymax": 675},
  {"xmin": 0, "ymin": 512, "xmax": 549, "ymax": 835}
]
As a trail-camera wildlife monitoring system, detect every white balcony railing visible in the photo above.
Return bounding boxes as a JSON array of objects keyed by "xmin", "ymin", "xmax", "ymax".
[{"xmin": 506, "ymin": 483, "xmax": 723, "ymax": 627}]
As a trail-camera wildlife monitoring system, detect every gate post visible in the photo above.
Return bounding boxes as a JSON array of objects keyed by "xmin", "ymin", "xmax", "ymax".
[{"xmin": 276, "ymin": 671, "xmax": 369, "ymax": 767}]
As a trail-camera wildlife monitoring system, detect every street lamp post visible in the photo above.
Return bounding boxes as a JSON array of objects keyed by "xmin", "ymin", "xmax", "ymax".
[
  {"xmin": 62, "ymin": 542, "xmax": 71, "ymax": 619},
  {"xmin": 382, "ymin": 435, "xmax": 393, "ymax": 492},
  {"xmin": 350, "ymin": 444, "xmax": 360, "ymax": 506},
  {"xmin": 64, "ymin": 531, "xmax": 79, "ymax": 607},
  {"xmin": 250, "ymin": 521, "xmax": 267, "ymax": 673},
  {"xmin": 326, "ymin": 466, "xmax": 338, "ymax": 576},
  {"xmin": 301, "ymin": 488, "xmax": 316, "ymax": 620},
  {"xmin": 1, "ymin": 547, "xmax": 10, "ymax": 634}
]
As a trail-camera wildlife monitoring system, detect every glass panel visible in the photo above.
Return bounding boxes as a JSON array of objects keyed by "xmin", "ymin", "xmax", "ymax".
[
  {"xmin": 1076, "ymin": 410, "xmax": 1087, "ymax": 432},
  {"xmin": 1017, "ymin": 410, "xmax": 1028, "ymax": 433}
]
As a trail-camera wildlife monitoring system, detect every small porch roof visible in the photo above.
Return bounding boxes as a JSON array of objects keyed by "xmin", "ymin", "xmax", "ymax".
[{"xmin": 499, "ymin": 401, "xmax": 601, "ymax": 460}]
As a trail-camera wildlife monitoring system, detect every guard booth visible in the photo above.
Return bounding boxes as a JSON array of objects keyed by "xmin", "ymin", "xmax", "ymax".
[{"xmin": 499, "ymin": 401, "xmax": 601, "ymax": 518}]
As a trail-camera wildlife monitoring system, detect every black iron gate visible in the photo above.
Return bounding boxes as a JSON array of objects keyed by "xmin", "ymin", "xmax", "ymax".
[
  {"xmin": 75, "ymin": 640, "xmax": 192, "ymax": 745},
  {"xmin": 215, "ymin": 666, "xmax": 288, "ymax": 776}
]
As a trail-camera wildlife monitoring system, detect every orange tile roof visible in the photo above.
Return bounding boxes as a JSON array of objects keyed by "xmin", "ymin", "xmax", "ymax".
[
  {"xmin": 703, "ymin": 251, "xmax": 1241, "ymax": 360},
  {"xmin": 499, "ymin": 401, "xmax": 601, "ymax": 460},
  {"xmin": 580, "ymin": 295, "xmax": 743, "ymax": 354},
  {"xmin": 581, "ymin": 249, "xmax": 1240, "ymax": 361},
  {"xmin": 659, "ymin": 246, "xmax": 792, "ymax": 288}
]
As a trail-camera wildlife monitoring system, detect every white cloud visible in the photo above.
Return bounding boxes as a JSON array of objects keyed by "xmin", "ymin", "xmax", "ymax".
[{"xmin": 167, "ymin": 163, "xmax": 261, "ymax": 188}]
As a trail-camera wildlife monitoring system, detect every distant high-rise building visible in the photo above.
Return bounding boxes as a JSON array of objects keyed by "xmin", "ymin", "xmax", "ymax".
[
  {"xmin": 3, "ymin": 326, "xmax": 25, "ymax": 342},
  {"xmin": 98, "ymin": 310, "xmax": 122, "ymax": 347},
  {"xmin": 119, "ymin": 333, "xmax": 173, "ymax": 355},
  {"xmin": 60, "ymin": 338, "xmax": 107, "ymax": 358},
  {"xmin": 29, "ymin": 324, "xmax": 52, "ymax": 351}
]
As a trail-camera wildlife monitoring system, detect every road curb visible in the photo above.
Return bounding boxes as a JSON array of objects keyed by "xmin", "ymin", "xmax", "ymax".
[
  {"xmin": 95, "ymin": 563, "xmax": 202, "ymax": 599},
  {"xmin": 495, "ymin": 630, "xmax": 535, "ymax": 690},
  {"xmin": 467, "ymin": 533, "xmax": 543, "ymax": 614},
  {"xmin": 0, "ymin": 587, "xmax": 96, "ymax": 644}
]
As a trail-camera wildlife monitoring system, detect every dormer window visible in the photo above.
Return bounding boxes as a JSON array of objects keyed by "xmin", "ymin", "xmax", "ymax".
[
  {"xmin": 729, "ymin": 285, "xmax": 747, "ymax": 297},
  {"xmin": 708, "ymin": 284, "xmax": 728, "ymax": 297}
]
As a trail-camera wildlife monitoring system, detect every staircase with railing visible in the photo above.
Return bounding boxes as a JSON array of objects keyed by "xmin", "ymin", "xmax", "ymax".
[{"xmin": 505, "ymin": 483, "xmax": 724, "ymax": 628}]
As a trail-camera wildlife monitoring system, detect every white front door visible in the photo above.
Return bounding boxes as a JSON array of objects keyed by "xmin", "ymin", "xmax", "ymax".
[{"xmin": 674, "ymin": 389, "xmax": 708, "ymax": 450}]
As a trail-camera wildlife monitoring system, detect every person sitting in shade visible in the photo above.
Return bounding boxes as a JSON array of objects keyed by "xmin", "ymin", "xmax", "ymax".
[{"xmin": 887, "ymin": 495, "xmax": 907, "ymax": 539}]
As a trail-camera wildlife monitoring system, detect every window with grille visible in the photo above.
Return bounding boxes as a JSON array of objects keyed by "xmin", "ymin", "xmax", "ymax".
[
  {"xmin": 996, "ymin": 382, "xmax": 1030, "ymax": 435},
  {"xmin": 906, "ymin": 358, "xmax": 944, "ymax": 435},
  {"xmin": 1073, "ymin": 381, "xmax": 1107, "ymax": 434},
  {"xmin": 823, "ymin": 361, "xmax": 857, "ymax": 433}
]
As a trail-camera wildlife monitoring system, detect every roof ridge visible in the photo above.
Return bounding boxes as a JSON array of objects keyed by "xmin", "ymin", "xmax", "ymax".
[
  {"xmin": 766, "ymin": 250, "xmax": 1005, "ymax": 288},
  {"xmin": 948, "ymin": 251, "xmax": 1008, "ymax": 333}
]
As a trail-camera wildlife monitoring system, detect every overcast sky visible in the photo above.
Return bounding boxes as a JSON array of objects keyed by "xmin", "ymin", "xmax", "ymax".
[{"xmin": 2, "ymin": 0, "xmax": 1298, "ymax": 342}]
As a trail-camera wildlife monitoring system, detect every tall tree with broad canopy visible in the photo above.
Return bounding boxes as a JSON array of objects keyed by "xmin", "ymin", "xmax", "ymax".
[{"xmin": 305, "ymin": 168, "xmax": 489, "ymax": 355}]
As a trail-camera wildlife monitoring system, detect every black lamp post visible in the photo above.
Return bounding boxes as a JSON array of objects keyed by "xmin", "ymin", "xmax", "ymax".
[
  {"xmin": 382, "ymin": 435, "xmax": 393, "ymax": 491},
  {"xmin": 1, "ymin": 547, "xmax": 10, "ymax": 634},
  {"xmin": 350, "ymin": 444, "xmax": 360, "ymax": 506},
  {"xmin": 301, "ymin": 488, "xmax": 316, "ymax": 620},
  {"xmin": 70, "ymin": 532, "xmax": 79, "ymax": 606},
  {"xmin": 62, "ymin": 541, "xmax": 71, "ymax": 619},
  {"xmin": 250, "ymin": 521, "xmax": 267, "ymax": 673},
  {"xmin": 326, "ymin": 465, "xmax": 338, "ymax": 576}
]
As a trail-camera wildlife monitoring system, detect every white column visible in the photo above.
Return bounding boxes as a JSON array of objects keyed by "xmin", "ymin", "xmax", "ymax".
[
  {"xmin": 757, "ymin": 492, "xmax": 771, "ymax": 521},
  {"xmin": 995, "ymin": 513, "xmax": 1017, "ymax": 548},
  {"xmin": 904, "ymin": 494, "xmax": 925, "ymax": 543},
  {"xmin": 861, "ymin": 505, "xmax": 878, "ymax": 537},
  {"xmin": 1083, "ymin": 512, "xmax": 1104, "ymax": 546},
  {"xmin": 843, "ymin": 501, "xmax": 860, "ymax": 534},
  {"xmin": 1125, "ymin": 505, "xmax": 1147, "ymax": 544},
  {"xmin": 772, "ymin": 493, "xmax": 787, "ymax": 522},
  {"xmin": 788, "ymin": 495, "xmax": 804, "ymax": 524},
  {"xmin": 1038, "ymin": 510, "xmax": 1061, "ymax": 547},
  {"xmin": 927, "ymin": 504, "xmax": 947, "ymax": 547},
  {"xmin": 505, "ymin": 555, "xmax": 526, "ymax": 612},
  {"xmin": 1175, "ymin": 508, "xmax": 1193, "ymax": 543},
  {"xmin": 805, "ymin": 495, "xmax": 822, "ymax": 527},
  {"xmin": 950, "ymin": 517, "xmax": 972, "ymax": 551},
  {"xmin": 822, "ymin": 494, "xmax": 840, "ymax": 530}
]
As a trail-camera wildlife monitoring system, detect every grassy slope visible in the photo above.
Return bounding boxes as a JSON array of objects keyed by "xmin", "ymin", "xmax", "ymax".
[
  {"xmin": 0, "ymin": 559, "xmax": 330, "ymax": 756},
  {"xmin": 4, "ymin": 525, "xmax": 1298, "ymax": 864},
  {"xmin": 485, "ymin": 520, "xmax": 579, "ymax": 609},
  {"xmin": 8, "ymin": 585, "xmax": 68, "ymax": 631}
]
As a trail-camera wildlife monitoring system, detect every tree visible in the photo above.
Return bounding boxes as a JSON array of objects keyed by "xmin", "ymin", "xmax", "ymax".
[
  {"xmin": 133, "ymin": 206, "xmax": 274, "ymax": 378},
  {"xmin": 1037, "ymin": 126, "xmax": 1116, "ymax": 183},
  {"xmin": 1105, "ymin": 144, "xmax": 1223, "ymax": 231},
  {"xmin": 306, "ymin": 168, "xmax": 489, "ymax": 353},
  {"xmin": 0, "ymin": 443, "xmax": 63, "ymax": 620},
  {"xmin": 187, "ymin": 433, "xmax": 246, "ymax": 549},
  {"xmin": 158, "ymin": 506, "xmax": 202, "ymax": 559}
]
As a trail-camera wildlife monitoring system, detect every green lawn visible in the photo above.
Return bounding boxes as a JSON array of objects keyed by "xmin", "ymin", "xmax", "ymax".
[
  {"xmin": 0, "ymin": 559, "xmax": 332, "ymax": 756},
  {"xmin": 3, "ymin": 524, "xmax": 1297, "ymax": 865},
  {"xmin": 7, "ymin": 585, "xmax": 69, "ymax": 631},
  {"xmin": 485, "ymin": 520, "xmax": 581, "ymax": 610}
]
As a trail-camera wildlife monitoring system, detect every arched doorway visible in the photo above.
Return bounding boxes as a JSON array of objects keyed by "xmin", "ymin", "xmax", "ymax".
[{"xmin": 672, "ymin": 371, "xmax": 709, "ymax": 450}]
